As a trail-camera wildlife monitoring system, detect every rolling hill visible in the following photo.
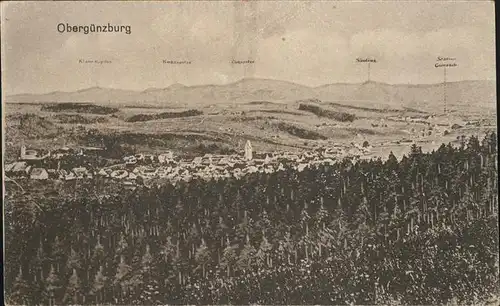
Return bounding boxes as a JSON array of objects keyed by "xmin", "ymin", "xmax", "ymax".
[{"xmin": 6, "ymin": 78, "xmax": 496, "ymax": 114}]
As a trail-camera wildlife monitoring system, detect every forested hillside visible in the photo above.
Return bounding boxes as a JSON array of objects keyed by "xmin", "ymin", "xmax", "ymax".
[{"xmin": 4, "ymin": 133, "xmax": 499, "ymax": 305}]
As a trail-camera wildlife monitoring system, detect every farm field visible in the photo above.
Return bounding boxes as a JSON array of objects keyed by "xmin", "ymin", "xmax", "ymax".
[{"xmin": 4, "ymin": 80, "xmax": 496, "ymax": 161}]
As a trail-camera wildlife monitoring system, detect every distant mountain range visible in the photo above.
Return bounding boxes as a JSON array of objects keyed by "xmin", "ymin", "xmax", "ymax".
[{"xmin": 6, "ymin": 78, "xmax": 496, "ymax": 112}]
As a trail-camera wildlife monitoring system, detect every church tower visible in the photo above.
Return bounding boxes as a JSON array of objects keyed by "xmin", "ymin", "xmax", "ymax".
[{"xmin": 244, "ymin": 140, "xmax": 253, "ymax": 161}]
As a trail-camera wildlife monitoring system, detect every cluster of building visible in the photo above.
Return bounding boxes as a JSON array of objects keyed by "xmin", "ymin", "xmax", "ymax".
[
  {"xmin": 4, "ymin": 141, "xmax": 372, "ymax": 188},
  {"xmin": 100, "ymin": 144, "xmax": 365, "ymax": 188},
  {"xmin": 379, "ymin": 115, "xmax": 488, "ymax": 146},
  {"xmin": 4, "ymin": 145, "xmax": 101, "ymax": 181}
]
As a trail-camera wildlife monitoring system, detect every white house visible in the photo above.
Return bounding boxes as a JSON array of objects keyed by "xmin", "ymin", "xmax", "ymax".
[
  {"xmin": 4, "ymin": 163, "xmax": 16, "ymax": 173},
  {"xmin": 30, "ymin": 168, "xmax": 49, "ymax": 180},
  {"xmin": 111, "ymin": 170, "xmax": 129, "ymax": 179},
  {"xmin": 73, "ymin": 167, "xmax": 91, "ymax": 179},
  {"xmin": 98, "ymin": 169, "xmax": 110, "ymax": 177},
  {"xmin": 9, "ymin": 162, "xmax": 30, "ymax": 176},
  {"xmin": 158, "ymin": 152, "xmax": 174, "ymax": 163},
  {"xmin": 124, "ymin": 156, "xmax": 137, "ymax": 165}
]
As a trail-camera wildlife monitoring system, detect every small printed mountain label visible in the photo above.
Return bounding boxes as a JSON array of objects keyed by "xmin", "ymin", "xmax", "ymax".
[
  {"xmin": 78, "ymin": 59, "xmax": 112, "ymax": 64},
  {"xmin": 435, "ymin": 56, "xmax": 458, "ymax": 68},
  {"xmin": 356, "ymin": 58, "xmax": 377, "ymax": 63},
  {"xmin": 162, "ymin": 60, "xmax": 192, "ymax": 64}
]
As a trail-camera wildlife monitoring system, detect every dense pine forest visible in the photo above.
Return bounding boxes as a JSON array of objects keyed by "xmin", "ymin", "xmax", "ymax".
[{"xmin": 4, "ymin": 133, "xmax": 499, "ymax": 305}]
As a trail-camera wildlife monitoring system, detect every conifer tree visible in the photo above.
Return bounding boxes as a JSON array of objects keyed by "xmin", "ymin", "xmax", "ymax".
[
  {"xmin": 44, "ymin": 265, "xmax": 62, "ymax": 306},
  {"xmin": 91, "ymin": 236, "xmax": 105, "ymax": 268},
  {"xmin": 65, "ymin": 247, "xmax": 82, "ymax": 277},
  {"xmin": 236, "ymin": 210, "xmax": 252, "ymax": 242},
  {"xmin": 220, "ymin": 237, "xmax": 238, "ymax": 277},
  {"xmin": 256, "ymin": 233, "xmax": 273, "ymax": 268},
  {"xmin": 237, "ymin": 234, "xmax": 257, "ymax": 273},
  {"xmin": 195, "ymin": 238, "xmax": 211, "ymax": 278},
  {"xmin": 130, "ymin": 244, "xmax": 160, "ymax": 304},
  {"xmin": 215, "ymin": 216, "xmax": 228, "ymax": 251},
  {"xmin": 161, "ymin": 236, "xmax": 176, "ymax": 263},
  {"xmin": 116, "ymin": 232, "xmax": 129, "ymax": 259},
  {"xmin": 63, "ymin": 268, "xmax": 83, "ymax": 304},
  {"xmin": 90, "ymin": 265, "xmax": 107, "ymax": 304},
  {"xmin": 314, "ymin": 202, "xmax": 329, "ymax": 231},
  {"xmin": 281, "ymin": 230, "xmax": 296, "ymax": 265},
  {"xmin": 188, "ymin": 222, "xmax": 199, "ymax": 259},
  {"xmin": 114, "ymin": 255, "xmax": 132, "ymax": 300},
  {"xmin": 142, "ymin": 244, "xmax": 153, "ymax": 277},
  {"xmin": 30, "ymin": 240, "xmax": 45, "ymax": 283},
  {"xmin": 127, "ymin": 245, "xmax": 149, "ymax": 298},
  {"xmin": 51, "ymin": 235, "xmax": 65, "ymax": 273},
  {"xmin": 300, "ymin": 202, "xmax": 311, "ymax": 236},
  {"xmin": 159, "ymin": 236, "xmax": 177, "ymax": 287},
  {"xmin": 8, "ymin": 267, "xmax": 32, "ymax": 305}
]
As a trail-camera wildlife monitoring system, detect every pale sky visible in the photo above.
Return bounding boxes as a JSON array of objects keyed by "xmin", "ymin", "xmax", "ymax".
[{"xmin": 1, "ymin": 1, "xmax": 496, "ymax": 95}]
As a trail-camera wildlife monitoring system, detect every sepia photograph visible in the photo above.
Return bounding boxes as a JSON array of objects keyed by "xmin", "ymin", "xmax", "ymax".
[{"xmin": 2, "ymin": 1, "xmax": 498, "ymax": 305}]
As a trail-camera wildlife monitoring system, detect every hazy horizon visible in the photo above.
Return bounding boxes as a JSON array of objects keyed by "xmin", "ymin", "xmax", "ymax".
[
  {"xmin": 2, "ymin": 1, "xmax": 496, "ymax": 96},
  {"xmin": 6, "ymin": 77, "xmax": 496, "ymax": 97}
]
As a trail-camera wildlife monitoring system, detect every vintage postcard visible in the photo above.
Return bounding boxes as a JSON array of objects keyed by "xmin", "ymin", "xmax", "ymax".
[{"xmin": 2, "ymin": 1, "xmax": 498, "ymax": 305}]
